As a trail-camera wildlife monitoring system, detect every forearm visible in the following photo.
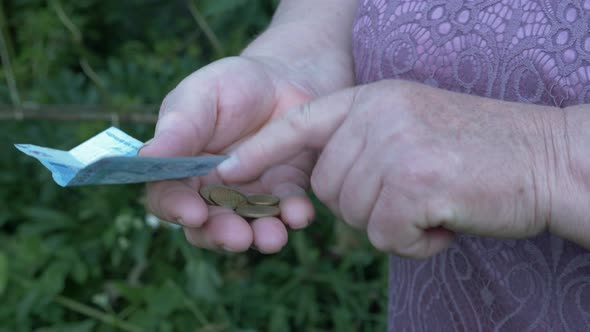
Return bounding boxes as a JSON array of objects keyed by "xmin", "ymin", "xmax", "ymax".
[{"xmin": 242, "ymin": 0, "xmax": 358, "ymax": 94}]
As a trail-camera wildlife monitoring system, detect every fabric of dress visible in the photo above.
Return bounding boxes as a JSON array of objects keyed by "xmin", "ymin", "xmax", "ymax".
[{"xmin": 351, "ymin": 1, "xmax": 590, "ymax": 331}]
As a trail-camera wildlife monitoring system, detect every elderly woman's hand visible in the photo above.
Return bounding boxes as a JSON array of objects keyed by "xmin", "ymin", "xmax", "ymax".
[
  {"xmin": 139, "ymin": 56, "xmax": 321, "ymax": 254},
  {"xmin": 139, "ymin": 0, "xmax": 359, "ymax": 254},
  {"xmin": 219, "ymin": 79, "xmax": 589, "ymax": 258}
]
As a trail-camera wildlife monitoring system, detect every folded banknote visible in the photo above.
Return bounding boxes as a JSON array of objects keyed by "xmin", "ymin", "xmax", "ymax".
[{"xmin": 14, "ymin": 127, "xmax": 227, "ymax": 186}]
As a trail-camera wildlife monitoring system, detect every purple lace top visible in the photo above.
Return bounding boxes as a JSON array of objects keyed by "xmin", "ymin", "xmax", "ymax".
[{"xmin": 352, "ymin": 1, "xmax": 590, "ymax": 330}]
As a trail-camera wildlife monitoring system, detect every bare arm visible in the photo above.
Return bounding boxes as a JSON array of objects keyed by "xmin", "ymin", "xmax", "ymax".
[{"xmin": 242, "ymin": 0, "xmax": 359, "ymax": 94}]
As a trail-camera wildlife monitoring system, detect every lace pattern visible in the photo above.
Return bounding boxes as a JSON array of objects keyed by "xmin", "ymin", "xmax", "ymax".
[
  {"xmin": 353, "ymin": 0, "xmax": 590, "ymax": 106},
  {"xmin": 351, "ymin": 1, "xmax": 590, "ymax": 330}
]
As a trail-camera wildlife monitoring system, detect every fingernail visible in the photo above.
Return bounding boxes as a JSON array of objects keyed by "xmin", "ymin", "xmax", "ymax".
[
  {"xmin": 138, "ymin": 138, "xmax": 154, "ymax": 156},
  {"xmin": 217, "ymin": 155, "xmax": 239, "ymax": 175},
  {"xmin": 221, "ymin": 245, "xmax": 236, "ymax": 252}
]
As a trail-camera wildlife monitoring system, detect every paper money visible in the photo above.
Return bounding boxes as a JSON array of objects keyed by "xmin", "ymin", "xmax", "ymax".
[{"xmin": 14, "ymin": 127, "xmax": 227, "ymax": 186}]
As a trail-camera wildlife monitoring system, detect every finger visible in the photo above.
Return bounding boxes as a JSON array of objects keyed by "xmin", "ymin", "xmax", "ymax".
[
  {"xmin": 217, "ymin": 87, "xmax": 360, "ymax": 182},
  {"xmin": 273, "ymin": 182, "xmax": 315, "ymax": 229},
  {"xmin": 238, "ymin": 180, "xmax": 315, "ymax": 230},
  {"xmin": 250, "ymin": 218, "xmax": 289, "ymax": 254},
  {"xmin": 367, "ymin": 191, "xmax": 455, "ymax": 258},
  {"xmin": 140, "ymin": 79, "xmax": 217, "ymax": 228},
  {"xmin": 146, "ymin": 178, "xmax": 208, "ymax": 227},
  {"xmin": 258, "ymin": 155, "xmax": 315, "ymax": 229},
  {"xmin": 184, "ymin": 207, "xmax": 253, "ymax": 252},
  {"xmin": 311, "ymin": 115, "xmax": 367, "ymax": 211},
  {"xmin": 139, "ymin": 82, "xmax": 217, "ymax": 158},
  {"xmin": 140, "ymin": 59, "xmax": 278, "ymax": 158},
  {"xmin": 338, "ymin": 150, "xmax": 381, "ymax": 229},
  {"xmin": 368, "ymin": 222, "xmax": 455, "ymax": 259}
]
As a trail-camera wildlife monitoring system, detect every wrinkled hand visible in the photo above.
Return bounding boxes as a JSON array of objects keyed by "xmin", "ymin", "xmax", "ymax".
[
  {"xmin": 140, "ymin": 56, "xmax": 319, "ymax": 253},
  {"xmin": 219, "ymin": 80, "xmax": 561, "ymax": 258}
]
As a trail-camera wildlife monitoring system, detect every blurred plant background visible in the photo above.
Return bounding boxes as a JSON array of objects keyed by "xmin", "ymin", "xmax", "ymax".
[{"xmin": 0, "ymin": 1, "xmax": 387, "ymax": 331}]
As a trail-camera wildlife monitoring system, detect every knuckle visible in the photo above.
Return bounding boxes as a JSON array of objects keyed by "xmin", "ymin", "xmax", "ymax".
[
  {"xmin": 242, "ymin": 138, "xmax": 270, "ymax": 163},
  {"xmin": 376, "ymin": 80, "xmax": 414, "ymax": 115},
  {"xmin": 425, "ymin": 198, "xmax": 456, "ymax": 227},
  {"xmin": 145, "ymin": 182, "xmax": 166, "ymax": 218},
  {"xmin": 353, "ymin": 81, "xmax": 410, "ymax": 124},
  {"xmin": 285, "ymin": 103, "xmax": 313, "ymax": 133},
  {"xmin": 367, "ymin": 222, "xmax": 392, "ymax": 252},
  {"xmin": 310, "ymin": 173, "xmax": 341, "ymax": 216},
  {"xmin": 366, "ymin": 202, "xmax": 394, "ymax": 252},
  {"xmin": 338, "ymin": 184, "xmax": 367, "ymax": 230},
  {"xmin": 396, "ymin": 151, "xmax": 445, "ymax": 188},
  {"xmin": 159, "ymin": 88, "xmax": 179, "ymax": 117},
  {"xmin": 310, "ymin": 168, "xmax": 332, "ymax": 204},
  {"xmin": 367, "ymin": 221, "xmax": 423, "ymax": 258}
]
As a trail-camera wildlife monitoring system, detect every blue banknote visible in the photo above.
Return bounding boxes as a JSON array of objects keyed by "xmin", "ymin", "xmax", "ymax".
[{"xmin": 15, "ymin": 127, "xmax": 227, "ymax": 186}]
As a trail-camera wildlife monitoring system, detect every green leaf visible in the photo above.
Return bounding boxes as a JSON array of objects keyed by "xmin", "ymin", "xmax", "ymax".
[
  {"xmin": 292, "ymin": 232, "xmax": 318, "ymax": 266},
  {"xmin": 185, "ymin": 259, "xmax": 221, "ymax": 303},
  {"xmin": 146, "ymin": 280, "xmax": 184, "ymax": 316},
  {"xmin": 331, "ymin": 306, "xmax": 356, "ymax": 332},
  {"xmin": 35, "ymin": 261, "xmax": 69, "ymax": 307},
  {"xmin": 268, "ymin": 306, "xmax": 289, "ymax": 332},
  {"xmin": 111, "ymin": 282, "xmax": 144, "ymax": 304},
  {"xmin": 19, "ymin": 207, "xmax": 74, "ymax": 235},
  {"xmin": 127, "ymin": 309, "xmax": 160, "ymax": 330}
]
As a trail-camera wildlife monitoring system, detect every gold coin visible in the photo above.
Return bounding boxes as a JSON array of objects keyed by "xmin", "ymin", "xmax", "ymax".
[
  {"xmin": 209, "ymin": 185, "xmax": 247, "ymax": 209},
  {"xmin": 235, "ymin": 204, "xmax": 281, "ymax": 218},
  {"xmin": 247, "ymin": 194, "xmax": 280, "ymax": 206},
  {"xmin": 199, "ymin": 185, "xmax": 216, "ymax": 205}
]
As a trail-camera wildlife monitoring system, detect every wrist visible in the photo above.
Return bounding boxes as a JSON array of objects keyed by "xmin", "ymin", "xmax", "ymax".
[
  {"xmin": 241, "ymin": 22, "xmax": 355, "ymax": 95},
  {"xmin": 528, "ymin": 105, "xmax": 590, "ymax": 245}
]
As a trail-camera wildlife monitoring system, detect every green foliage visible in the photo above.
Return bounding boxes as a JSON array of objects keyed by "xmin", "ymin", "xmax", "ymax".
[{"xmin": 0, "ymin": 0, "xmax": 388, "ymax": 331}]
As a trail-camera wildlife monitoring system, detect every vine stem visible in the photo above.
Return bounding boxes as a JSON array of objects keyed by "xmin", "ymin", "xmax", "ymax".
[
  {"xmin": 0, "ymin": 105, "xmax": 158, "ymax": 124},
  {"xmin": 49, "ymin": 0, "xmax": 110, "ymax": 102},
  {"xmin": 0, "ymin": 1, "xmax": 21, "ymax": 107},
  {"xmin": 187, "ymin": 1, "xmax": 225, "ymax": 57},
  {"xmin": 55, "ymin": 295, "xmax": 145, "ymax": 332}
]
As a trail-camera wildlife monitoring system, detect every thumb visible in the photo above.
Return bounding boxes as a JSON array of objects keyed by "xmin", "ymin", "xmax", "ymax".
[
  {"xmin": 217, "ymin": 87, "xmax": 359, "ymax": 182},
  {"xmin": 139, "ymin": 79, "xmax": 218, "ymax": 158}
]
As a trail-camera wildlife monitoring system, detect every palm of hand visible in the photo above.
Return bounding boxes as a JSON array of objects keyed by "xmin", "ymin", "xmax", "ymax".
[{"xmin": 141, "ymin": 56, "xmax": 318, "ymax": 253}]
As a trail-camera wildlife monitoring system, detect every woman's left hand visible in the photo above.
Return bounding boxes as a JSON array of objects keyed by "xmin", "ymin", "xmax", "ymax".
[{"xmin": 218, "ymin": 79, "xmax": 586, "ymax": 258}]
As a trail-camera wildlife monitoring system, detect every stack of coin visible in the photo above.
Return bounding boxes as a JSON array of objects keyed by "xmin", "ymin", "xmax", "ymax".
[{"xmin": 199, "ymin": 184, "xmax": 281, "ymax": 218}]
